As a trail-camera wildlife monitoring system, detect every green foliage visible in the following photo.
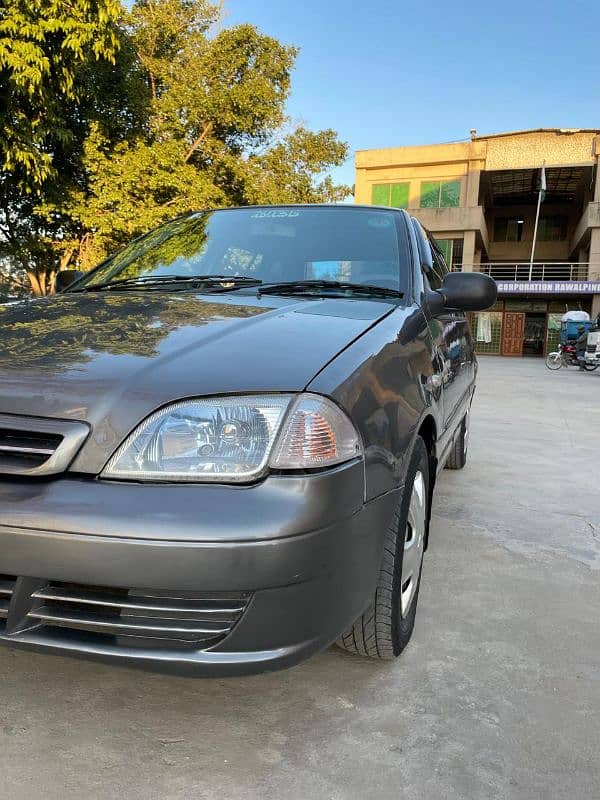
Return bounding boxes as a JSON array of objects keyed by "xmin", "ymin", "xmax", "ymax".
[
  {"xmin": 0, "ymin": 293, "xmax": 265, "ymax": 370},
  {"xmin": 0, "ymin": 0, "xmax": 351, "ymax": 295},
  {"xmin": 242, "ymin": 127, "xmax": 351, "ymax": 205},
  {"xmin": 0, "ymin": 0, "xmax": 122, "ymax": 190}
]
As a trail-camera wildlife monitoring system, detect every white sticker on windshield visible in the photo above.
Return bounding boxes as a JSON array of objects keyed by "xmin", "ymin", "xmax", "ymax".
[
  {"xmin": 367, "ymin": 215, "xmax": 393, "ymax": 228},
  {"xmin": 250, "ymin": 210, "xmax": 300, "ymax": 219}
]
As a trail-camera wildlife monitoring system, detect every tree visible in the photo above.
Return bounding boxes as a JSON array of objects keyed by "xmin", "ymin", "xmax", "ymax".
[
  {"xmin": 1, "ymin": 0, "xmax": 351, "ymax": 294},
  {"xmin": 74, "ymin": 7, "xmax": 350, "ymax": 260},
  {"xmin": 0, "ymin": 0, "xmax": 122, "ymax": 192},
  {"xmin": 240, "ymin": 127, "xmax": 350, "ymax": 206},
  {"xmin": 0, "ymin": 0, "xmax": 142, "ymax": 294}
]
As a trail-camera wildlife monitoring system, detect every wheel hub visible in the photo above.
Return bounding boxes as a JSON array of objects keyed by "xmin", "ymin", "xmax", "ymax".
[{"xmin": 401, "ymin": 470, "xmax": 426, "ymax": 617}]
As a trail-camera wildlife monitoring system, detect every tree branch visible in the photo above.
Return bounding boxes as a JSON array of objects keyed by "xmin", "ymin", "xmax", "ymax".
[
  {"xmin": 59, "ymin": 246, "xmax": 76, "ymax": 271},
  {"xmin": 184, "ymin": 122, "xmax": 213, "ymax": 163}
]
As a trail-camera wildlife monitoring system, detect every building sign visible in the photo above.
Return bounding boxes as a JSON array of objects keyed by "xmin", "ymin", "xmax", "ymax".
[{"xmin": 496, "ymin": 281, "xmax": 600, "ymax": 295}]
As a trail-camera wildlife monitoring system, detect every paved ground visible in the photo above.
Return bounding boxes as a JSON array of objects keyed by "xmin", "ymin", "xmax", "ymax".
[{"xmin": 1, "ymin": 358, "xmax": 599, "ymax": 799}]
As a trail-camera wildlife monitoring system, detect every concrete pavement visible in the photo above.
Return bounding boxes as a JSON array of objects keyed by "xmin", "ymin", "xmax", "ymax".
[{"xmin": 1, "ymin": 357, "xmax": 598, "ymax": 799}]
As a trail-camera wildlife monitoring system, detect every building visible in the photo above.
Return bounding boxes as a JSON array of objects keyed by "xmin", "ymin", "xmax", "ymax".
[{"xmin": 355, "ymin": 128, "xmax": 600, "ymax": 356}]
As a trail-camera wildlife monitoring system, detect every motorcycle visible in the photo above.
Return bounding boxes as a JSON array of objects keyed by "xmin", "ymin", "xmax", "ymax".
[{"xmin": 545, "ymin": 341, "xmax": 598, "ymax": 371}]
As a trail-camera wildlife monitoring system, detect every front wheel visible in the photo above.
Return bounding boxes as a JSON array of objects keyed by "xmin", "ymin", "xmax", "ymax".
[
  {"xmin": 336, "ymin": 436, "xmax": 429, "ymax": 660},
  {"xmin": 545, "ymin": 352, "xmax": 563, "ymax": 370},
  {"xmin": 583, "ymin": 362, "xmax": 599, "ymax": 371}
]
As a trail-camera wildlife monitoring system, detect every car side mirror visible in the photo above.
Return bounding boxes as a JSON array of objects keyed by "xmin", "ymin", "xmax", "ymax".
[
  {"xmin": 427, "ymin": 272, "xmax": 497, "ymax": 315},
  {"xmin": 55, "ymin": 270, "xmax": 85, "ymax": 292}
]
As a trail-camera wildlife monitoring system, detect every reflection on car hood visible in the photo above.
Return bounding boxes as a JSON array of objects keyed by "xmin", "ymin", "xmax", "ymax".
[{"xmin": 0, "ymin": 291, "xmax": 395, "ymax": 473}]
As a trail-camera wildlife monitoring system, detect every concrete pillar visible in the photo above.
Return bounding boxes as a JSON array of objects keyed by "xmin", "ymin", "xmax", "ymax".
[
  {"xmin": 466, "ymin": 159, "xmax": 483, "ymax": 207},
  {"xmin": 590, "ymin": 228, "xmax": 600, "ymax": 281},
  {"xmin": 462, "ymin": 230, "xmax": 476, "ymax": 272},
  {"xmin": 591, "ymin": 294, "xmax": 600, "ymax": 321}
]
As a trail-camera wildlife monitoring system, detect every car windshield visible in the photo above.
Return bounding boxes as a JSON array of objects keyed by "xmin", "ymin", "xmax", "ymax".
[{"xmin": 74, "ymin": 207, "xmax": 407, "ymax": 295}]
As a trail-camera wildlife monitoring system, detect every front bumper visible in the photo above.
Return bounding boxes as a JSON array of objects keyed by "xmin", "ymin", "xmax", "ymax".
[{"xmin": 0, "ymin": 462, "xmax": 400, "ymax": 676}]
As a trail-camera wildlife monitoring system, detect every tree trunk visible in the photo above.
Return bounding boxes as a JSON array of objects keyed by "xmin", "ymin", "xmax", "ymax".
[
  {"xmin": 27, "ymin": 270, "xmax": 46, "ymax": 296},
  {"xmin": 27, "ymin": 269, "xmax": 56, "ymax": 296}
]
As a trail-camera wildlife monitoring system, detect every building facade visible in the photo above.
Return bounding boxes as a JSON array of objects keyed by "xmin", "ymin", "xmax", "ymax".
[{"xmin": 355, "ymin": 128, "xmax": 600, "ymax": 356}]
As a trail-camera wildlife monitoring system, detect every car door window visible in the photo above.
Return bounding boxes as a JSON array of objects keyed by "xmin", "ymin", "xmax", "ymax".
[
  {"xmin": 410, "ymin": 218, "xmax": 442, "ymax": 291},
  {"xmin": 423, "ymin": 259, "xmax": 443, "ymax": 291},
  {"xmin": 428, "ymin": 237, "xmax": 448, "ymax": 290},
  {"xmin": 421, "ymin": 244, "xmax": 443, "ymax": 292}
]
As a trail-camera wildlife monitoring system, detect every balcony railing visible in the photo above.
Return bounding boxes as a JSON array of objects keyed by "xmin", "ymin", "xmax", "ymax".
[{"xmin": 453, "ymin": 262, "xmax": 590, "ymax": 281}]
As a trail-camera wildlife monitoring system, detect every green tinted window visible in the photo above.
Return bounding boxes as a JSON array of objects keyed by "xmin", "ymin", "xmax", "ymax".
[
  {"xmin": 371, "ymin": 184, "xmax": 390, "ymax": 205},
  {"xmin": 441, "ymin": 180, "xmax": 460, "ymax": 207},
  {"xmin": 420, "ymin": 181, "xmax": 440, "ymax": 208},
  {"xmin": 371, "ymin": 183, "xmax": 409, "ymax": 208},
  {"xmin": 420, "ymin": 180, "xmax": 461, "ymax": 208},
  {"xmin": 390, "ymin": 183, "xmax": 409, "ymax": 208},
  {"xmin": 436, "ymin": 238, "xmax": 453, "ymax": 267}
]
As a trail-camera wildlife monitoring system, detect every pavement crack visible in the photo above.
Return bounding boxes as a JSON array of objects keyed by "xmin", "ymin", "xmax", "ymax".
[{"xmin": 586, "ymin": 520, "xmax": 599, "ymax": 540}]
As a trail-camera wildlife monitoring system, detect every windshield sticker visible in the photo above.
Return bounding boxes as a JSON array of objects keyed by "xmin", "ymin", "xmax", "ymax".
[
  {"xmin": 250, "ymin": 210, "xmax": 300, "ymax": 219},
  {"xmin": 367, "ymin": 215, "xmax": 393, "ymax": 228}
]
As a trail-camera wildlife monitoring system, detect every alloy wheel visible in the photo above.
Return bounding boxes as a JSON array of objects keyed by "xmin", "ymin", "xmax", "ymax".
[{"xmin": 400, "ymin": 470, "xmax": 426, "ymax": 617}]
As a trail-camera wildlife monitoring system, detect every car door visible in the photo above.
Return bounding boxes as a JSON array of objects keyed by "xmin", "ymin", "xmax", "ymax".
[
  {"xmin": 428, "ymin": 235, "xmax": 473, "ymax": 428},
  {"xmin": 429, "ymin": 234, "xmax": 475, "ymax": 428},
  {"xmin": 410, "ymin": 218, "xmax": 469, "ymax": 435},
  {"xmin": 410, "ymin": 220, "xmax": 452, "ymax": 430}
]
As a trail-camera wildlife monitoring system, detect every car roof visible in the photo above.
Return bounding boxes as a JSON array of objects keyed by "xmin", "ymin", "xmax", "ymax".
[{"xmin": 185, "ymin": 204, "xmax": 409, "ymax": 213}]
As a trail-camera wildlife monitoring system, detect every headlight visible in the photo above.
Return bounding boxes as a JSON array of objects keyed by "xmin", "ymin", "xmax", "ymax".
[{"xmin": 102, "ymin": 393, "xmax": 362, "ymax": 483}]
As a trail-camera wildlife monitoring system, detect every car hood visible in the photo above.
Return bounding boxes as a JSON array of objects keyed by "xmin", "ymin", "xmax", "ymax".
[{"xmin": 0, "ymin": 291, "xmax": 395, "ymax": 473}]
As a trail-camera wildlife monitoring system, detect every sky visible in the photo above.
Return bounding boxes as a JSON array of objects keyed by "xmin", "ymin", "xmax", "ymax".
[{"xmin": 225, "ymin": 0, "xmax": 600, "ymax": 190}]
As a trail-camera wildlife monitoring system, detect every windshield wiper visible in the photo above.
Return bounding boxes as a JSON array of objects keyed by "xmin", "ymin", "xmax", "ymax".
[
  {"xmin": 70, "ymin": 275, "xmax": 263, "ymax": 293},
  {"xmin": 257, "ymin": 280, "xmax": 403, "ymax": 299}
]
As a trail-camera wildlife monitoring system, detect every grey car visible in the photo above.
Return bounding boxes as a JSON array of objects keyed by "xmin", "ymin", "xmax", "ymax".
[{"xmin": 0, "ymin": 205, "xmax": 496, "ymax": 676}]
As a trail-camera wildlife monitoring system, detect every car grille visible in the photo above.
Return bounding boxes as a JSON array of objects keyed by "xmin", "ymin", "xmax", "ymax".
[
  {"xmin": 0, "ymin": 577, "xmax": 250, "ymax": 650},
  {"xmin": 24, "ymin": 581, "xmax": 251, "ymax": 649},
  {"xmin": 0, "ymin": 414, "xmax": 89, "ymax": 477},
  {"xmin": 0, "ymin": 575, "xmax": 17, "ymax": 622},
  {"xmin": 0, "ymin": 428, "xmax": 63, "ymax": 471}
]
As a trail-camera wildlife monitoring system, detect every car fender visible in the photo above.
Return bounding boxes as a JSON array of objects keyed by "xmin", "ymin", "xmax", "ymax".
[{"xmin": 307, "ymin": 304, "xmax": 438, "ymax": 502}]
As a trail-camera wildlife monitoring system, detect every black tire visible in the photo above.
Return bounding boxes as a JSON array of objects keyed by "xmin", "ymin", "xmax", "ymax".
[
  {"xmin": 336, "ymin": 436, "xmax": 429, "ymax": 660},
  {"xmin": 583, "ymin": 362, "xmax": 599, "ymax": 371},
  {"xmin": 545, "ymin": 352, "xmax": 563, "ymax": 370},
  {"xmin": 445, "ymin": 411, "xmax": 468, "ymax": 470}
]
